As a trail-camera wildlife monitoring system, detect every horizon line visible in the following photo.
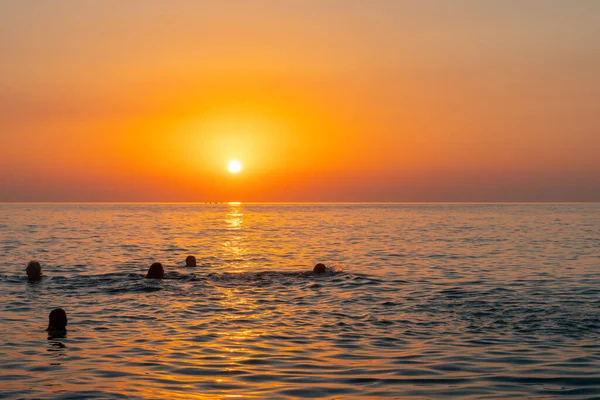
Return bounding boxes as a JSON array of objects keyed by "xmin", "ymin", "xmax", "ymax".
[{"xmin": 1, "ymin": 201, "xmax": 599, "ymax": 205}]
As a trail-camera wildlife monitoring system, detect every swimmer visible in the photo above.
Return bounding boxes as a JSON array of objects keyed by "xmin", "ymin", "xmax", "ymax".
[
  {"xmin": 47, "ymin": 308, "xmax": 67, "ymax": 337},
  {"xmin": 313, "ymin": 263, "xmax": 327, "ymax": 274},
  {"xmin": 26, "ymin": 260, "xmax": 42, "ymax": 282},
  {"xmin": 185, "ymin": 255, "xmax": 197, "ymax": 268},
  {"xmin": 146, "ymin": 262, "xmax": 164, "ymax": 279}
]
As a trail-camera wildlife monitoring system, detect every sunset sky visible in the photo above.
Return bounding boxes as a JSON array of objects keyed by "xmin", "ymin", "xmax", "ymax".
[{"xmin": 1, "ymin": 0, "xmax": 599, "ymax": 202}]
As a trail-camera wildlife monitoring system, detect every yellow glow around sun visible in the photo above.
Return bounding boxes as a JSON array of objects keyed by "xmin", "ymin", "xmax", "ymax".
[{"xmin": 227, "ymin": 160, "xmax": 242, "ymax": 173}]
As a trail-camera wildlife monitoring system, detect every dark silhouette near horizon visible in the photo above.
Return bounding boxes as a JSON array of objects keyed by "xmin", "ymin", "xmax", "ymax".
[
  {"xmin": 47, "ymin": 308, "xmax": 67, "ymax": 337},
  {"xmin": 26, "ymin": 260, "xmax": 42, "ymax": 282},
  {"xmin": 313, "ymin": 263, "xmax": 327, "ymax": 274},
  {"xmin": 146, "ymin": 262, "xmax": 164, "ymax": 279},
  {"xmin": 185, "ymin": 255, "xmax": 197, "ymax": 267}
]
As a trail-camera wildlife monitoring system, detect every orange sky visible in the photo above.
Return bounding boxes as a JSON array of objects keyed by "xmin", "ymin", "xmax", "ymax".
[{"xmin": 1, "ymin": 1, "xmax": 599, "ymax": 201}]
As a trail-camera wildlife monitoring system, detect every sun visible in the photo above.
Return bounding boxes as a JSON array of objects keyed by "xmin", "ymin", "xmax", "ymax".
[{"xmin": 227, "ymin": 160, "xmax": 242, "ymax": 174}]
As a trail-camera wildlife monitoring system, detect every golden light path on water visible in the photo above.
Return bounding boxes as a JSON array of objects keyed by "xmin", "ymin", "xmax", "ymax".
[
  {"xmin": 0, "ymin": 203, "xmax": 599, "ymax": 399},
  {"xmin": 223, "ymin": 202, "xmax": 246, "ymax": 272}
]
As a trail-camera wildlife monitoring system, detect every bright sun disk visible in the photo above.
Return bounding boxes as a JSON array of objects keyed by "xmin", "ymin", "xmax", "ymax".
[{"xmin": 227, "ymin": 160, "xmax": 242, "ymax": 173}]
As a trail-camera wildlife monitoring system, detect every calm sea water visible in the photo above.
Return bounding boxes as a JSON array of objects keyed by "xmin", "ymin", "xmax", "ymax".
[{"xmin": 1, "ymin": 203, "xmax": 599, "ymax": 399}]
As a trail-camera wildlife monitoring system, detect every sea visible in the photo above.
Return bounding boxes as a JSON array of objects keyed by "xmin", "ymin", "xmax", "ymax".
[{"xmin": 1, "ymin": 203, "xmax": 599, "ymax": 399}]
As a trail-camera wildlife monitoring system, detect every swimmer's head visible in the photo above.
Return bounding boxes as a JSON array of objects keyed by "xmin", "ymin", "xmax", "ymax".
[
  {"xmin": 26, "ymin": 260, "xmax": 42, "ymax": 281},
  {"xmin": 47, "ymin": 308, "xmax": 67, "ymax": 332},
  {"xmin": 185, "ymin": 255, "xmax": 197, "ymax": 268},
  {"xmin": 146, "ymin": 262, "xmax": 164, "ymax": 279},
  {"xmin": 313, "ymin": 263, "xmax": 327, "ymax": 274}
]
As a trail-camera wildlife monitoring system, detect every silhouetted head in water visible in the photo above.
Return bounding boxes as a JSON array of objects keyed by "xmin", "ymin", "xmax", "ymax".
[
  {"xmin": 185, "ymin": 255, "xmax": 197, "ymax": 268},
  {"xmin": 26, "ymin": 260, "xmax": 42, "ymax": 281},
  {"xmin": 47, "ymin": 308, "xmax": 67, "ymax": 334},
  {"xmin": 146, "ymin": 262, "xmax": 164, "ymax": 279},
  {"xmin": 313, "ymin": 263, "xmax": 327, "ymax": 274}
]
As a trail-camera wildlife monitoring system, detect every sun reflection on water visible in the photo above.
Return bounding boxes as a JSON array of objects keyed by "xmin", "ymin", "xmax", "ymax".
[
  {"xmin": 222, "ymin": 203, "xmax": 252, "ymax": 271},
  {"xmin": 226, "ymin": 203, "xmax": 244, "ymax": 230}
]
